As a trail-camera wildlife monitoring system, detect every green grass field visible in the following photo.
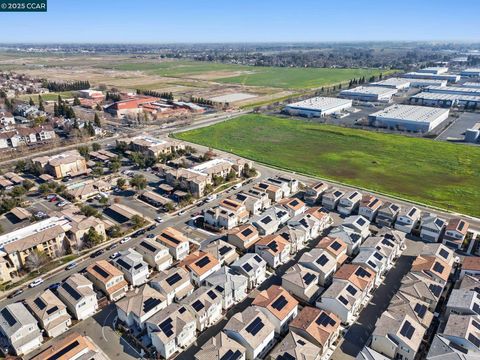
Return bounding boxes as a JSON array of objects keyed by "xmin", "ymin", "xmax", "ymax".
[
  {"xmin": 175, "ymin": 114, "xmax": 480, "ymax": 217},
  {"xmin": 18, "ymin": 91, "xmax": 74, "ymax": 101},
  {"xmin": 107, "ymin": 60, "xmax": 394, "ymax": 89}
]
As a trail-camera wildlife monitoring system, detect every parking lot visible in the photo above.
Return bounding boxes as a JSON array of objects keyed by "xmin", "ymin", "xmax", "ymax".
[{"xmin": 436, "ymin": 111, "xmax": 480, "ymax": 142}]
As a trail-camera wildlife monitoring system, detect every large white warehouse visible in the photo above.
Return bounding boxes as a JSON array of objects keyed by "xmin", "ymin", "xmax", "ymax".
[
  {"xmin": 409, "ymin": 79, "xmax": 448, "ymax": 88},
  {"xmin": 368, "ymin": 104, "xmax": 450, "ymax": 133},
  {"xmin": 462, "ymin": 82, "xmax": 480, "ymax": 88},
  {"xmin": 370, "ymin": 78, "xmax": 411, "ymax": 90},
  {"xmin": 283, "ymin": 97, "xmax": 352, "ymax": 117},
  {"xmin": 402, "ymin": 72, "xmax": 460, "ymax": 83},
  {"xmin": 417, "ymin": 67, "xmax": 449, "ymax": 75},
  {"xmin": 339, "ymin": 86, "xmax": 397, "ymax": 102},
  {"xmin": 460, "ymin": 69, "xmax": 480, "ymax": 77},
  {"xmin": 424, "ymin": 86, "xmax": 480, "ymax": 97},
  {"xmin": 410, "ymin": 92, "xmax": 480, "ymax": 108}
]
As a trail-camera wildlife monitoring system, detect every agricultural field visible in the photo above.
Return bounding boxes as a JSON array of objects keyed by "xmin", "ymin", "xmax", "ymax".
[{"xmin": 174, "ymin": 114, "xmax": 480, "ymax": 217}]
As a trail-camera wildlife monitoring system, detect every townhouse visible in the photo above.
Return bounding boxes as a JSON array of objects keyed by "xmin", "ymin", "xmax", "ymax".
[
  {"xmin": 322, "ymin": 188, "xmax": 345, "ymax": 211},
  {"xmin": 266, "ymin": 177, "xmax": 292, "ymax": 197},
  {"xmin": 290, "ymin": 307, "xmax": 341, "ymax": 356},
  {"xmin": 279, "ymin": 197, "xmax": 306, "ymax": 217},
  {"xmin": 116, "ymin": 284, "xmax": 167, "ymax": 330},
  {"xmin": 446, "ymin": 288, "xmax": 480, "ymax": 317},
  {"xmin": 180, "ymin": 286, "xmax": 223, "ymax": 332},
  {"xmin": 286, "ymin": 207, "xmax": 333, "ymax": 245},
  {"xmin": 371, "ymin": 312, "xmax": 426, "ymax": 360},
  {"xmin": 245, "ymin": 188, "xmax": 272, "ymax": 210},
  {"xmin": 274, "ymin": 175, "xmax": 299, "ymax": 194},
  {"xmin": 376, "ymin": 202, "xmax": 401, "ymax": 228},
  {"xmin": 351, "ymin": 248, "xmax": 389, "ymax": 286},
  {"xmin": 146, "ymin": 303, "xmax": 196, "ymax": 359},
  {"xmin": 338, "ymin": 190, "xmax": 363, "ymax": 216},
  {"xmin": 135, "ymin": 238, "xmax": 173, "ymax": 271},
  {"xmin": 282, "ymin": 263, "xmax": 321, "ymax": 303},
  {"xmin": 329, "ymin": 226, "xmax": 363, "ymax": 256},
  {"xmin": 165, "ymin": 167, "xmax": 209, "ymax": 198},
  {"xmin": 57, "ymin": 273, "xmax": 98, "ymax": 321},
  {"xmin": 227, "ymin": 224, "xmax": 260, "ymax": 251},
  {"xmin": 411, "ymin": 255, "xmax": 451, "ymax": 285},
  {"xmin": 157, "ymin": 227, "xmax": 190, "ymax": 261},
  {"xmin": 268, "ymin": 330, "xmax": 322, "ymax": 360},
  {"xmin": 117, "ymin": 136, "xmax": 184, "ymax": 158},
  {"xmin": 299, "ymin": 248, "xmax": 337, "ymax": 286},
  {"xmin": 440, "ymin": 314, "xmax": 480, "ymax": 354},
  {"xmin": 356, "ymin": 346, "xmax": 391, "ymax": 360},
  {"xmin": 343, "ymin": 215, "xmax": 371, "ymax": 239},
  {"xmin": 304, "ymin": 181, "xmax": 329, "ymax": 206},
  {"xmin": 86, "ymin": 260, "xmax": 128, "ymax": 301},
  {"xmin": 421, "ymin": 243, "xmax": 456, "ymax": 268},
  {"xmin": 230, "ymin": 192, "xmax": 264, "ymax": 216},
  {"xmin": 279, "ymin": 224, "xmax": 308, "ymax": 255},
  {"xmin": 399, "ymin": 272, "xmax": 444, "ymax": 312},
  {"xmin": 180, "ymin": 251, "xmax": 221, "ymax": 286},
  {"xmin": 25, "ymin": 289, "xmax": 71, "ymax": 338},
  {"xmin": 194, "ymin": 332, "xmax": 246, "ymax": 360},
  {"xmin": 253, "ymin": 207, "xmax": 290, "ymax": 236},
  {"xmin": 443, "ymin": 218, "xmax": 470, "ymax": 250},
  {"xmin": 205, "ymin": 266, "xmax": 248, "ymax": 310},
  {"xmin": 426, "ymin": 333, "xmax": 479, "ymax": 359},
  {"xmin": 255, "ymin": 233, "xmax": 291, "ymax": 268},
  {"xmin": 203, "ymin": 239, "xmax": 239, "ymax": 265},
  {"xmin": 149, "ymin": 267, "xmax": 194, "ymax": 305},
  {"xmin": 394, "ymin": 206, "xmax": 421, "ymax": 234},
  {"xmin": 317, "ymin": 281, "xmax": 363, "ymax": 325},
  {"xmin": 204, "ymin": 202, "xmax": 249, "ymax": 231},
  {"xmin": 388, "ymin": 292, "xmax": 434, "ymax": 331},
  {"xmin": 0, "ymin": 303, "xmax": 43, "ymax": 356},
  {"xmin": 231, "ymin": 253, "xmax": 267, "ymax": 290},
  {"xmin": 359, "ymin": 234, "xmax": 400, "ymax": 273},
  {"xmin": 253, "ymin": 182, "xmax": 284, "ymax": 202},
  {"xmin": 335, "ymin": 264, "xmax": 377, "ymax": 301},
  {"xmin": 317, "ymin": 236, "xmax": 349, "ymax": 268},
  {"xmin": 33, "ymin": 150, "xmax": 88, "ymax": 179},
  {"xmin": 460, "ymin": 257, "xmax": 480, "ymax": 280},
  {"xmin": 420, "ymin": 213, "xmax": 447, "ymax": 242},
  {"xmin": 113, "ymin": 249, "xmax": 150, "ymax": 287},
  {"xmin": 253, "ymin": 285, "xmax": 299, "ymax": 335},
  {"xmin": 358, "ymin": 195, "xmax": 383, "ymax": 222},
  {"xmin": 223, "ymin": 307, "xmax": 276, "ymax": 360}
]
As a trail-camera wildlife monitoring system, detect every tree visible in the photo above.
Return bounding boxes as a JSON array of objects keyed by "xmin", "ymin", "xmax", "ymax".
[
  {"xmin": 25, "ymin": 250, "xmax": 48, "ymax": 273},
  {"xmin": 130, "ymin": 174, "xmax": 147, "ymax": 190},
  {"xmin": 38, "ymin": 183, "xmax": 50, "ymax": 194},
  {"xmin": 73, "ymin": 96, "xmax": 81, "ymax": 106},
  {"xmin": 164, "ymin": 202, "xmax": 175, "ymax": 212},
  {"xmin": 226, "ymin": 169, "xmax": 236, "ymax": 182},
  {"xmin": 91, "ymin": 142, "xmax": 101, "ymax": 151},
  {"xmin": 22, "ymin": 179, "xmax": 35, "ymax": 191},
  {"xmin": 10, "ymin": 186, "xmax": 27, "ymax": 198},
  {"xmin": 95, "ymin": 103, "xmax": 102, "ymax": 111},
  {"xmin": 107, "ymin": 224, "xmax": 122, "ymax": 238},
  {"xmin": 108, "ymin": 159, "xmax": 121, "ymax": 173},
  {"xmin": 29, "ymin": 97, "xmax": 35, "ymax": 106},
  {"xmin": 92, "ymin": 165, "xmax": 104, "ymax": 178},
  {"xmin": 131, "ymin": 214, "xmax": 146, "ymax": 229},
  {"xmin": 99, "ymin": 196, "xmax": 109, "ymax": 206},
  {"xmin": 15, "ymin": 160, "xmax": 27, "ymax": 173},
  {"xmin": 77, "ymin": 145, "xmax": 90, "ymax": 159},
  {"xmin": 116, "ymin": 178, "xmax": 127, "ymax": 189},
  {"xmin": 79, "ymin": 205, "xmax": 100, "ymax": 218},
  {"xmin": 83, "ymin": 227, "xmax": 104, "ymax": 248},
  {"xmin": 93, "ymin": 112, "xmax": 101, "ymax": 127}
]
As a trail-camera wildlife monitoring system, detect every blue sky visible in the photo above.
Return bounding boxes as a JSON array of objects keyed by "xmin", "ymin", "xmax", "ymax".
[{"xmin": 1, "ymin": 0, "xmax": 479, "ymax": 43}]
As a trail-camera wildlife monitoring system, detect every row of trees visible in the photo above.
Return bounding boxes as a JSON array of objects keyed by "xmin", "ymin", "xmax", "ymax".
[
  {"xmin": 190, "ymin": 96, "xmax": 215, "ymax": 106},
  {"xmin": 137, "ymin": 89, "xmax": 174, "ymax": 100},
  {"xmin": 53, "ymin": 95, "xmax": 76, "ymax": 119},
  {"xmin": 106, "ymin": 92, "xmax": 121, "ymax": 102},
  {"xmin": 42, "ymin": 80, "xmax": 90, "ymax": 92}
]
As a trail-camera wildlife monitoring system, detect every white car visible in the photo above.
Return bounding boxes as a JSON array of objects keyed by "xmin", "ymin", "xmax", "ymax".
[
  {"xmin": 178, "ymin": 210, "xmax": 186, "ymax": 216},
  {"xmin": 29, "ymin": 278, "xmax": 44, "ymax": 288},
  {"xmin": 205, "ymin": 194, "xmax": 217, "ymax": 203},
  {"xmin": 109, "ymin": 252, "xmax": 120, "ymax": 260},
  {"xmin": 57, "ymin": 201, "xmax": 69, "ymax": 207},
  {"xmin": 155, "ymin": 216, "xmax": 163, "ymax": 223},
  {"xmin": 120, "ymin": 236, "xmax": 131, "ymax": 244},
  {"xmin": 232, "ymin": 183, "xmax": 242, "ymax": 190}
]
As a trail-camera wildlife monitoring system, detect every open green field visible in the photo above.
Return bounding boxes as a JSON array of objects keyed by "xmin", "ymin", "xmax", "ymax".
[
  {"xmin": 18, "ymin": 91, "xmax": 74, "ymax": 101},
  {"xmin": 175, "ymin": 114, "xmax": 480, "ymax": 217},
  {"xmin": 107, "ymin": 60, "xmax": 394, "ymax": 89}
]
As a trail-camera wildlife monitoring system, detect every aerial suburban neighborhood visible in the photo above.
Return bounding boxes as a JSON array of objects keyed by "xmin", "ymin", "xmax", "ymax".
[{"xmin": 0, "ymin": 1, "xmax": 479, "ymax": 360}]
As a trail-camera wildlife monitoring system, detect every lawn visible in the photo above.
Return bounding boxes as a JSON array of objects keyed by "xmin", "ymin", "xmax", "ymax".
[
  {"xmin": 174, "ymin": 114, "xmax": 480, "ymax": 217},
  {"xmin": 18, "ymin": 91, "xmax": 74, "ymax": 101}
]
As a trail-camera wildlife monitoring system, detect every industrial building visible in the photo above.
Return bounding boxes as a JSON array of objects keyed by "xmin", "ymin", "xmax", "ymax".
[
  {"xmin": 339, "ymin": 86, "xmax": 397, "ymax": 102},
  {"xmin": 409, "ymin": 79, "xmax": 448, "ymax": 88},
  {"xmin": 460, "ymin": 69, "xmax": 480, "ymax": 77},
  {"xmin": 368, "ymin": 104, "xmax": 450, "ymax": 133},
  {"xmin": 370, "ymin": 78, "xmax": 411, "ymax": 90},
  {"xmin": 424, "ymin": 86, "xmax": 480, "ymax": 97},
  {"xmin": 465, "ymin": 123, "xmax": 480, "ymax": 144},
  {"xmin": 462, "ymin": 82, "xmax": 480, "ymax": 88},
  {"xmin": 401, "ymin": 72, "xmax": 460, "ymax": 83},
  {"xmin": 410, "ymin": 92, "xmax": 480, "ymax": 109},
  {"xmin": 417, "ymin": 67, "xmax": 449, "ymax": 75},
  {"xmin": 284, "ymin": 97, "xmax": 352, "ymax": 117}
]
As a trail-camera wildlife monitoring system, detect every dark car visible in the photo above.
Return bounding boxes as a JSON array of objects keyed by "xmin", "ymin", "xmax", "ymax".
[
  {"xmin": 107, "ymin": 243, "xmax": 118, "ymax": 251},
  {"xmin": 147, "ymin": 224, "xmax": 157, "ymax": 231},
  {"xmin": 48, "ymin": 283, "xmax": 61, "ymax": 291},
  {"xmin": 90, "ymin": 249, "xmax": 105, "ymax": 258},
  {"xmin": 7, "ymin": 289, "xmax": 24, "ymax": 299},
  {"xmin": 147, "ymin": 233, "xmax": 155, "ymax": 239}
]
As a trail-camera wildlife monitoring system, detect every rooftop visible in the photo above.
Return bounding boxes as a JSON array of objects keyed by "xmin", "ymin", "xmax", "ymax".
[
  {"xmin": 370, "ymin": 104, "xmax": 450, "ymax": 123},
  {"xmin": 286, "ymin": 96, "xmax": 352, "ymax": 111}
]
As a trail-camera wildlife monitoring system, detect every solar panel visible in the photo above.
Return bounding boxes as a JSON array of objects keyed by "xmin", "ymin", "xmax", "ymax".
[
  {"xmin": 381, "ymin": 238, "xmax": 394, "ymax": 247},
  {"xmin": 62, "ymin": 282, "xmax": 81, "ymax": 301},
  {"xmin": 134, "ymin": 263, "xmax": 144, "ymax": 270},
  {"xmin": 407, "ymin": 208, "xmax": 417, "ymax": 217},
  {"xmin": 346, "ymin": 285, "xmax": 357, "ymax": 296},
  {"xmin": 473, "ymin": 303, "xmax": 480, "ymax": 315},
  {"xmin": 1, "ymin": 308, "xmax": 16, "ymax": 326},
  {"xmin": 333, "ymin": 191, "xmax": 342, "ymax": 197},
  {"xmin": 473, "ymin": 320, "xmax": 480, "ymax": 330},
  {"xmin": 267, "ymin": 241, "xmax": 278, "ymax": 253},
  {"xmin": 192, "ymin": 300, "xmax": 205, "ymax": 312},
  {"xmin": 93, "ymin": 265, "xmax": 109, "ymax": 279},
  {"xmin": 439, "ymin": 249, "xmax": 449, "ymax": 259},
  {"xmin": 207, "ymin": 290, "xmax": 217, "ymax": 300},
  {"xmin": 46, "ymin": 340, "xmax": 80, "ymax": 360},
  {"xmin": 46, "ymin": 306, "xmax": 59, "ymax": 315},
  {"xmin": 276, "ymin": 354, "xmax": 296, "ymax": 360},
  {"xmin": 261, "ymin": 216, "xmax": 272, "ymax": 224},
  {"xmin": 34, "ymin": 297, "xmax": 47, "ymax": 310},
  {"xmin": 373, "ymin": 252, "xmax": 383, "ymax": 261},
  {"xmin": 330, "ymin": 241, "xmax": 341, "ymax": 251},
  {"xmin": 370, "ymin": 198, "xmax": 379, "ymax": 207},
  {"xmin": 355, "ymin": 267, "xmax": 372, "ymax": 278},
  {"xmin": 349, "ymin": 192, "xmax": 358, "ymax": 200},
  {"xmin": 254, "ymin": 255, "xmax": 263, "ymax": 263},
  {"xmin": 414, "ymin": 303, "xmax": 427, "ymax": 319},
  {"xmin": 143, "ymin": 298, "xmax": 162, "ymax": 313},
  {"xmin": 297, "ymin": 339, "xmax": 306, "ymax": 346},
  {"xmin": 159, "ymin": 318, "xmax": 173, "ymax": 337},
  {"xmin": 140, "ymin": 241, "xmax": 158, "ymax": 253},
  {"xmin": 303, "ymin": 273, "xmax": 316, "ymax": 285},
  {"xmin": 242, "ymin": 263, "xmax": 253, "ymax": 272},
  {"xmin": 468, "ymin": 333, "xmax": 480, "ymax": 348},
  {"xmin": 241, "ymin": 228, "xmax": 253, "ymax": 237},
  {"xmin": 316, "ymin": 312, "xmax": 336, "ymax": 327},
  {"xmin": 429, "ymin": 284, "xmax": 442, "ymax": 297},
  {"xmin": 367, "ymin": 260, "xmax": 377, "ymax": 269},
  {"xmin": 458, "ymin": 221, "xmax": 465, "ymax": 232},
  {"xmin": 219, "ymin": 246, "xmax": 231, "ymax": 256},
  {"xmin": 316, "ymin": 254, "xmax": 329, "ymax": 266},
  {"xmin": 400, "ymin": 320, "xmax": 415, "ymax": 339},
  {"xmin": 338, "ymin": 296, "xmax": 348, "ymax": 305},
  {"xmin": 290, "ymin": 200, "xmax": 299, "ymax": 207},
  {"xmin": 160, "ymin": 232, "xmax": 180, "ymax": 245},
  {"xmin": 435, "ymin": 219, "xmax": 445, "ymax": 228},
  {"xmin": 215, "ymin": 285, "xmax": 224, "ymax": 293},
  {"xmin": 271, "ymin": 295, "xmax": 288, "ymax": 311},
  {"xmin": 195, "ymin": 256, "xmax": 211, "ymax": 268},
  {"xmin": 220, "ymin": 350, "xmax": 243, "ymax": 360},
  {"xmin": 245, "ymin": 317, "xmax": 264, "ymax": 335},
  {"xmin": 178, "ymin": 307, "xmax": 186, "ymax": 314},
  {"xmin": 433, "ymin": 262, "xmax": 445, "ymax": 274},
  {"xmin": 357, "ymin": 217, "xmax": 366, "ymax": 226},
  {"xmin": 116, "ymin": 258, "xmax": 132, "ymax": 270},
  {"xmin": 166, "ymin": 273, "xmax": 182, "ymax": 286},
  {"xmin": 391, "ymin": 204, "xmax": 399, "ymax": 212}
]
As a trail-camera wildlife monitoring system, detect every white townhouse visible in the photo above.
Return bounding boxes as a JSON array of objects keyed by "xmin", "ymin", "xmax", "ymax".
[
  {"xmin": 205, "ymin": 266, "xmax": 248, "ymax": 310},
  {"xmin": 150, "ymin": 267, "xmax": 194, "ymax": 305},
  {"xmin": 322, "ymin": 188, "xmax": 345, "ymax": 211},
  {"xmin": 113, "ymin": 248, "xmax": 150, "ymax": 287},
  {"xmin": 351, "ymin": 248, "xmax": 389, "ymax": 286},
  {"xmin": 394, "ymin": 206, "xmax": 421, "ymax": 234},
  {"xmin": 298, "ymin": 248, "xmax": 337, "ymax": 286},
  {"xmin": 255, "ymin": 233, "xmax": 291, "ymax": 269},
  {"xmin": 358, "ymin": 195, "xmax": 383, "ymax": 222},
  {"xmin": 231, "ymin": 253, "xmax": 267, "ymax": 290},
  {"xmin": 135, "ymin": 238, "xmax": 173, "ymax": 271},
  {"xmin": 282, "ymin": 263, "xmax": 321, "ymax": 303},
  {"xmin": 338, "ymin": 190, "xmax": 363, "ymax": 216},
  {"xmin": 420, "ymin": 213, "xmax": 446, "ymax": 243},
  {"xmin": 180, "ymin": 286, "xmax": 223, "ymax": 332},
  {"xmin": 57, "ymin": 273, "xmax": 98, "ymax": 321}
]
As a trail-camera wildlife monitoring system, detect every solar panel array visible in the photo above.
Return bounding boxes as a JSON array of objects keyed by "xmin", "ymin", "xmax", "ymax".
[
  {"xmin": 438, "ymin": 248, "xmax": 449, "ymax": 259},
  {"xmin": 178, "ymin": 306, "xmax": 186, "ymax": 314},
  {"xmin": 241, "ymin": 228, "xmax": 253, "ymax": 237},
  {"xmin": 414, "ymin": 303, "xmax": 427, "ymax": 319},
  {"xmin": 166, "ymin": 273, "xmax": 182, "ymax": 286},
  {"xmin": 191, "ymin": 300, "xmax": 205, "ymax": 312},
  {"xmin": 195, "ymin": 256, "xmax": 211, "ymax": 268},
  {"xmin": 338, "ymin": 295, "xmax": 349, "ymax": 306},
  {"xmin": 433, "ymin": 262, "xmax": 445, "ymax": 274},
  {"xmin": 271, "ymin": 295, "xmax": 288, "ymax": 311},
  {"xmin": 220, "ymin": 350, "xmax": 243, "ymax": 360},
  {"xmin": 46, "ymin": 306, "xmax": 59, "ymax": 315},
  {"xmin": 219, "ymin": 246, "xmax": 231, "ymax": 256},
  {"xmin": 140, "ymin": 241, "xmax": 158, "ymax": 253},
  {"xmin": 373, "ymin": 252, "xmax": 383, "ymax": 261},
  {"xmin": 242, "ymin": 263, "xmax": 253, "ymax": 272},
  {"xmin": 1, "ymin": 308, "xmax": 16, "ymax": 326},
  {"xmin": 34, "ymin": 297, "xmax": 47, "ymax": 310},
  {"xmin": 429, "ymin": 284, "xmax": 442, "ymax": 297},
  {"xmin": 346, "ymin": 285, "xmax": 357, "ymax": 296},
  {"xmin": 159, "ymin": 318, "xmax": 173, "ymax": 337},
  {"xmin": 316, "ymin": 312, "xmax": 336, "ymax": 327},
  {"xmin": 62, "ymin": 282, "xmax": 82, "ymax": 301},
  {"xmin": 245, "ymin": 317, "xmax": 264, "ymax": 335},
  {"xmin": 261, "ymin": 216, "xmax": 273, "ymax": 224},
  {"xmin": 357, "ymin": 217, "xmax": 366, "ymax": 226},
  {"xmin": 93, "ymin": 265, "xmax": 110, "ymax": 279},
  {"xmin": 160, "ymin": 232, "xmax": 180, "ymax": 245},
  {"xmin": 47, "ymin": 340, "xmax": 80, "ymax": 360},
  {"xmin": 355, "ymin": 267, "xmax": 372, "ymax": 278},
  {"xmin": 316, "ymin": 254, "xmax": 329, "ymax": 266},
  {"xmin": 400, "ymin": 320, "xmax": 415, "ymax": 339},
  {"xmin": 468, "ymin": 333, "xmax": 480, "ymax": 348},
  {"xmin": 330, "ymin": 241, "xmax": 341, "ymax": 251},
  {"xmin": 207, "ymin": 290, "xmax": 218, "ymax": 300},
  {"xmin": 303, "ymin": 273, "xmax": 316, "ymax": 285},
  {"xmin": 254, "ymin": 255, "xmax": 263, "ymax": 263},
  {"xmin": 143, "ymin": 298, "xmax": 162, "ymax": 313},
  {"xmin": 267, "ymin": 241, "xmax": 278, "ymax": 253},
  {"xmin": 276, "ymin": 354, "xmax": 296, "ymax": 360},
  {"xmin": 116, "ymin": 258, "xmax": 132, "ymax": 270},
  {"xmin": 367, "ymin": 260, "xmax": 377, "ymax": 269},
  {"xmin": 458, "ymin": 220, "xmax": 465, "ymax": 232},
  {"xmin": 435, "ymin": 218, "xmax": 445, "ymax": 228}
]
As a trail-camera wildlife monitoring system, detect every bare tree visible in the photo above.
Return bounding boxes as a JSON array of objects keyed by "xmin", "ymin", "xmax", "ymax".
[{"xmin": 25, "ymin": 250, "xmax": 49, "ymax": 273}]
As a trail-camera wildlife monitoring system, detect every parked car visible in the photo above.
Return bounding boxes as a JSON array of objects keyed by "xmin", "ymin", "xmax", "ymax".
[
  {"xmin": 46, "ymin": 194, "xmax": 57, "ymax": 200},
  {"xmin": 7, "ymin": 289, "xmax": 24, "ymax": 299},
  {"xmin": 57, "ymin": 201, "xmax": 69, "ymax": 207},
  {"xmin": 205, "ymin": 194, "xmax": 217, "ymax": 203},
  {"xmin": 48, "ymin": 196, "xmax": 57, "ymax": 202},
  {"xmin": 178, "ymin": 210, "xmax": 186, "ymax": 216},
  {"xmin": 147, "ymin": 233, "xmax": 155, "ymax": 239},
  {"xmin": 107, "ymin": 243, "xmax": 118, "ymax": 251},
  {"xmin": 65, "ymin": 262, "xmax": 78, "ymax": 271},
  {"xmin": 232, "ymin": 183, "xmax": 242, "ymax": 190},
  {"xmin": 147, "ymin": 224, "xmax": 157, "ymax": 231},
  {"xmin": 29, "ymin": 278, "xmax": 44, "ymax": 288},
  {"xmin": 155, "ymin": 217, "xmax": 163, "ymax": 223},
  {"xmin": 48, "ymin": 283, "xmax": 61, "ymax": 291},
  {"xmin": 109, "ymin": 252, "xmax": 120, "ymax": 260},
  {"xmin": 90, "ymin": 249, "xmax": 104, "ymax": 258},
  {"xmin": 120, "ymin": 237, "xmax": 131, "ymax": 244}
]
